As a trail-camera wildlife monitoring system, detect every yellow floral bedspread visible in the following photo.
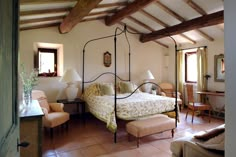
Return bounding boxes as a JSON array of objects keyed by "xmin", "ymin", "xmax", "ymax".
[{"xmin": 83, "ymin": 84, "xmax": 177, "ymax": 133}]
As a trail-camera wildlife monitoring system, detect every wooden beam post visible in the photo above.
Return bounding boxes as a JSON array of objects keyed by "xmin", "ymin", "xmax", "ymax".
[
  {"xmin": 140, "ymin": 11, "xmax": 223, "ymax": 43},
  {"xmin": 59, "ymin": 0, "xmax": 102, "ymax": 34},
  {"xmin": 105, "ymin": 0, "xmax": 157, "ymax": 26}
]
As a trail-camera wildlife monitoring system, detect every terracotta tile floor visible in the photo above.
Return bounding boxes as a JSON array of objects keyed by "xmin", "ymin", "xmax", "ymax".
[{"xmin": 42, "ymin": 109, "xmax": 224, "ymax": 157}]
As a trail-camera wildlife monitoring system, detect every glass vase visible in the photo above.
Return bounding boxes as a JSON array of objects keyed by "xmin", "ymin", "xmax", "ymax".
[{"xmin": 23, "ymin": 90, "xmax": 32, "ymax": 107}]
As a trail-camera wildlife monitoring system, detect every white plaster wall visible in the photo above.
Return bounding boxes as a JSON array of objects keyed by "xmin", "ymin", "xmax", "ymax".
[
  {"xmin": 225, "ymin": 0, "xmax": 236, "ymax": 156},
  {"xmin": 19, "ymin": 20, "xmax": 167, "ymax": 102}
]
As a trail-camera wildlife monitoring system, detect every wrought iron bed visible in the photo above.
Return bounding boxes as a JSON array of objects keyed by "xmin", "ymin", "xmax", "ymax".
[{"xmin": 81, "ymin": 25, "xmax": 178, "ymax": 143}]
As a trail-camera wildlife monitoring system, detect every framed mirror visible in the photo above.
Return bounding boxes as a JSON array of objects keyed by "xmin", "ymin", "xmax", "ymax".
[{"xmin": 214, "ymin": 54, "xmax": 225, "ymax": 82}]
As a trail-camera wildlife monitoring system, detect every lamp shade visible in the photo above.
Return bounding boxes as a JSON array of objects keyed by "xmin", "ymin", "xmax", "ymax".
[
  {"xmin": 60, "ymin": 69, "xmax": 81, "ymax": 83},
  {"xmin": 141, "ymin": 70, "xmax": 155, "ymax": 80},
  {"xmin": 60, "ymin": 69, "xmax": 81, "ymax": 100}
]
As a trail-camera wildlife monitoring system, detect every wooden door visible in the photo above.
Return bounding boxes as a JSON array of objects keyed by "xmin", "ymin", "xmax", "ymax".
[{"xmin": 0, "ymin": 0, "xmax": 20, "ymax": 156}]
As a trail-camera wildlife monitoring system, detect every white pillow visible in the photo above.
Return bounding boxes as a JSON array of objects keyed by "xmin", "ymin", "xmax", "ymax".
[{"xmin": 196, "ymin": 132, "xmax": 224, "ymax": 151}]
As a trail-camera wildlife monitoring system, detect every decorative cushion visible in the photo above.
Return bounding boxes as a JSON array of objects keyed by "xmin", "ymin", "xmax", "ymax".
[
  {"xmin": 196, "ymin": 132, "xmax": 225, "ymax": 151},
  {"xmin": 83, "ymin": 83, "xmax": 101, "ymax": 98},
  {"xmin": 118, "ymin": 82, "xmax": 140, "ymax": 93},
  {"xmin": 99, "ymin": 83, "xmax": 115, "ymax": 96},
  {"xmin": 194, "ymin": 126, "xmax": 225, "ymax": 141}
]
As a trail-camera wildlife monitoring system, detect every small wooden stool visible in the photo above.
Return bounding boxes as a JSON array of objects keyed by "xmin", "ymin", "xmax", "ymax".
[{"xmin": 126, "ymin": 114, "xmax": 175, "ymax": 147}]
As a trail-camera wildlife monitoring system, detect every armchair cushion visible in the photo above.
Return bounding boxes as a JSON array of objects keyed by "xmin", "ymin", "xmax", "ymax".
[
  {"xmin": 49, "ymin": 103, "xmax": 64, "ymax": 112},
  {"xmin": 32, "ymin": 90, "xmax": 70, "ymax": 129},
  {"xmin": 41, "ymin": 107, "xmax": 49, "ymax": 119},
  {"xmin": 44, "ymin": 112, "xmax": 70, "ymax": 128}
]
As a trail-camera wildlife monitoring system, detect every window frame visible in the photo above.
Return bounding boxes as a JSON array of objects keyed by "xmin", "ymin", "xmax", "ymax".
[
  {"xmin": 185, "ymin": 51, "xmax": 197, "ymax": 83},
  {"xmin": 34, "ymin": 48, "xmax": 57, "ymax": 77}
]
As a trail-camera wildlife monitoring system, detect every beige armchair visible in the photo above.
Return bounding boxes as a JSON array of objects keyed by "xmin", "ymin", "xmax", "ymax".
[
  {"xmin": 159, "ymin": 82, "xmax": 183, "ymax": 110},
  {"xmin": 32, "ymin": 90, "xmax": 70, "ymax": 137}
]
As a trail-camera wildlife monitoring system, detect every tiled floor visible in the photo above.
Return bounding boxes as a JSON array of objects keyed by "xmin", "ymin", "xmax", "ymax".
[{"xmin": 42, "ymin": 109, "xmax": 224, "ymax": 157}]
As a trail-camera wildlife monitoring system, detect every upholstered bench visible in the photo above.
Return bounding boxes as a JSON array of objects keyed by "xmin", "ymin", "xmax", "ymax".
[{"xmin": 126, "ymin": 114, "xmax": 175, "ymax": 147}]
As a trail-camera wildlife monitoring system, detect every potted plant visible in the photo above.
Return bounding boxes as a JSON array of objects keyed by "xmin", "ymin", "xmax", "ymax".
[{"xmin": 20, "ymin": 64, "xmax": 38, "ymax": 106}]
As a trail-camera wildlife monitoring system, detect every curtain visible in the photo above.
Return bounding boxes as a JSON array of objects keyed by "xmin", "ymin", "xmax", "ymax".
[
  {"xmin": 177, "ymin": 50, "xmax": 184, "ymax": 95},
  {"xmin": 196, "ymin": 47, "xmax": 208, "ymax": 100}
]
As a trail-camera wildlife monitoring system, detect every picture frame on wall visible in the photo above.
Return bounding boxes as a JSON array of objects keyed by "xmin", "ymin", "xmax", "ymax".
[{"xmin": 214, "ymin": 54, "xmax": 225, "ymax": 82}]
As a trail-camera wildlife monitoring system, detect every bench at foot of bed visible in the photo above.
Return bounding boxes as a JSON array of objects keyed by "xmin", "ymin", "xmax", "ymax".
[{"xmin": 126, "ymin": 114, "xmax": 175, "ymax": 147}]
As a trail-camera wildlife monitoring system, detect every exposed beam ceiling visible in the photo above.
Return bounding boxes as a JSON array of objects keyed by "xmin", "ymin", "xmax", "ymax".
[
  {"xmin": 19, "ymin": 0, "xmax": 224, "ymax": 46},
  {"xmin": 184, "ymin": 0, "xmax": 207, "ymax": 15},
  {"xmin": 59, "ymin": 0, "xmax": 102, "ymax": 34},
  {"xmin": 105, "ymin": 0, "xmax": 157, "ymax": 26},
  {"xmin": 139, "ymin": 9, "xmax": 196, "ymax": 44},
  {"xmin": 118, "ymin": 22, "xmax": 168, "ymax": 48},
  {"xmin": 155, "ymin": 1, "xmax": 214, "ymax": 42},
  {"xmin": 140, "ymin": 10, "xmax": 223, "ymax": 43}
]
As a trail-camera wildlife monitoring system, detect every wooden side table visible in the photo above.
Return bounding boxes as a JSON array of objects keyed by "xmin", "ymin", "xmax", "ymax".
[
  {"xmin": 19, "ymin": 100, "xmax": 44, "ymax": 157},
  {"xmin": 57, "ymin": 98, "xmax": 86, "ymax": 124}
]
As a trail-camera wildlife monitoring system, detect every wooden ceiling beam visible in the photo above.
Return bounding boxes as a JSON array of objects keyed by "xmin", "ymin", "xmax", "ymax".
[
  {"xmin": 20, "ymin": 0, "xmax": 77, "ymax": 5},
  {"xmin": 156, "ymin": 1, "xmax": 214, "ymax": 41},
  {"xmin": 118, "ymin": 22, "xmax": 140, "ymax": 33},
  {"xmin": 139, "ymin": 9, "xmax": 167, "ymax": 27},
  {"xmin": 20, "ymin": 22, "xmax": 60, "ymax": 31},
  {"xmin": 179, "ymin": 34, "xmax": 196, "ymax": 44},
  {"xmin": 96, "ymin": 2, "xmax": 127, "ymax": 9},
  {"xmin": 127, "ymin": 16, "xmax": 154, "ymax": 32},
  {"xmin": 105, "ymin": 0, "xmax": 157, "ymax": 26},
  {"xmin": 87, "ymin": 10, "xmax": 116, "ymax": 17},
  {"xmin": 20, "ymin": 8, "xmax": 70, "ymax": 16},
  {"xmin": 59, "ymin": 0, "xmax": 102, "ymax": 34},
  {"xmin": 80, "ymin": 16, "xmax": 104, "ymax": 23},
  {"xmin": 140, "ymin": 10, "xmax": 223, "ymax": 42},
  {"xmin": 155, "ymin": 1, "xmax": 185, "ymax": 22},
  {"xmin": 118, "ymin": 22, "xmax": 168, "ymax": 48},
  {"xmin": 20, "ymin": 16, "xmax": 63, "ymax": 24},
  {"xmin": 195, "ymin": 29, "xmax": 214, "ymax": 41},
  {"xmin": 184, "ymin": 0, "xmax": 207, "ymax": 15},
  {"xmin": 139, "ymin": 9, "xmax": 196, "ymax": 44}
]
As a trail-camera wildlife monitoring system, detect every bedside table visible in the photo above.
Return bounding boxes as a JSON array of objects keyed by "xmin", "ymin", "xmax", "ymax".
[{"xmin": 57, "ymin": 98, "xmax": 86, "ymax": 124}]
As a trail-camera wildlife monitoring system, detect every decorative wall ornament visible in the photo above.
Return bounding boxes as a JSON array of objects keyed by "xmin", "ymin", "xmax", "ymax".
[{"xmin": 104, "ymin": 51, "xmax": 111, "ymax": 67}]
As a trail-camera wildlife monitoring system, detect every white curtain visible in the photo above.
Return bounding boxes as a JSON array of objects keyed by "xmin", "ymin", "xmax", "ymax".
[
  {"xmin": 177, "ymin": 50, "xmax": 184, "ymax": 95},
  {"xmin": 196, "ymin": 47, "xmax": 208, "ymax": 100}
]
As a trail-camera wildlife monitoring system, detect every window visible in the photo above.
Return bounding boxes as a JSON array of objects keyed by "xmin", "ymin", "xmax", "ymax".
[
  {"xmin": 35, "ymin": 48, "xmax": 57, "ymax": 77},
  {"xmin": 185, "ymin": 52, "xmax": 197, "ymax": 83}
]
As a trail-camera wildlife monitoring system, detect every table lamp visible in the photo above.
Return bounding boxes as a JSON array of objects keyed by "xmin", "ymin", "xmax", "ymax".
[
  {"xmin": 60, "ymin": 69, "xmax": 82, "ymax": 101},
  {"xmin": 141, "ymin": 70, "xmax": 155, "ymax": 93}
]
